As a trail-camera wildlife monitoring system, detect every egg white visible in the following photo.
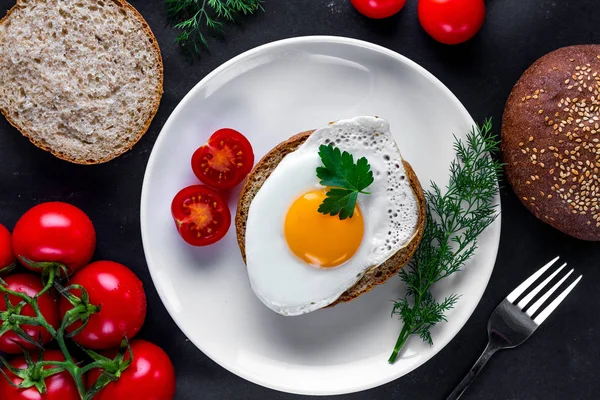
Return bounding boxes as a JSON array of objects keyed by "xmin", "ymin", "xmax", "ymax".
[{"xmin": 245, "ymin": 116, "xmax": 419, "ymax": 316}]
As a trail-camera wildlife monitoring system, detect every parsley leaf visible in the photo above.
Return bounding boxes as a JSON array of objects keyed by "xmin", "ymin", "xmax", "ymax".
[{"xmin": 316, "ymin": 144, "xmax": 374, "ymax": 219}]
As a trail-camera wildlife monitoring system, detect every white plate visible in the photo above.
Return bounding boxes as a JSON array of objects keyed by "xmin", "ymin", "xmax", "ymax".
[{"xmin": 140, "ymin": 36, "xmax": 501, "ymax": 396}]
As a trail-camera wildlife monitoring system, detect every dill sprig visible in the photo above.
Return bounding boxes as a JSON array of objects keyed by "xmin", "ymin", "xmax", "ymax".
[
  {"xmin": 388, "ymin": 119, "xmax": 502, "ymax": 364},
  {"xmin": 165, "ymin": 0, "xmax": 264, "ymax": 57}
]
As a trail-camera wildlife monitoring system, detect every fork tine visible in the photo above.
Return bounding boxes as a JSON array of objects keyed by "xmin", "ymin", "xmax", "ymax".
[
  {"xmin": 506, "ymin": 256, "xmax": 560, "ymax": 302},
  {"xmin": 526, "ymin": 269, "xmax": 574, "ymax": 316},
  {"xmin": 533, "ymin": 275, "xmax": 582, "ymax": 325},
  {"xmin": 517, "ymin": 263, "xmax": 567, "ymax": 309}
]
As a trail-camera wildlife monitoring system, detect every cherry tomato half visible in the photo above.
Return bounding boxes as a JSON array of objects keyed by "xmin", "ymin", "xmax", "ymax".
[
  {"xmin": 87, "ymin": 340, "xmax": 176, "ymax": 400},
  {"xmin": 171, "ymin": 185, "xmax": 231, "ymax": 246},
  {"xmin": 0, "ymin": 223, "xmax": 15, "ymax": 274},
  {"xmin": 191, "ymin": 128, "xmax": 254, "ymax": 190},
  {"xmin": 351, "ymin": 0, "xmax": 407, "ymax": 19},
  {"xmin": 59, "ymin": 261, "xmax": 147, "ymax": 350},
  {"xmin": 418, "ymin": 0, "xmax": 486, "ymax": 45},
  {"xmin": 0, "ymin": 350, "xmax": 79, "ymax": 400},
  {"xmin": 12, "ymin": 202, "xmax": 96, "ymax": 274},
  {"xmin": 0, "ymin": 273, "xmax": 60, "ymax": 354}
]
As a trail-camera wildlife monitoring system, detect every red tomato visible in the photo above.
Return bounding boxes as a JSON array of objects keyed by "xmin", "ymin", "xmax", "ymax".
[
  {"xmin": 171, "ymin": 185, "xmax": 231, "ymax": 246},
  {"xmin": 87, "ymin": 340, "xmax": 175, "ymax": 400},
  {"xmin": 12, "ymin": 202, "xmax": 96, "ymax": 274},
  {"xmin": 191, "ymin": 128, "xmax": 254, "ymax": 190},
  {"xmin": 351, "ymin": 0, "xmax": 407, "ymax": 19},
  {"xmin": 0, "ymin": 350, "xmax": 79, "ymax": 400},
  {"xmin": 0, "ymin": 223, "xmax": 16, "ymax": 274},
  {"xmin": 418, "ymin": 0, "xmax": 485, "ymax": 45},
  {"xmin": 0, "ymin": 273, "xmax": 60, "ymax": 354},
  {"xmin": 59, "ymin": 261, "xmax": 146, "ymax": 350}
]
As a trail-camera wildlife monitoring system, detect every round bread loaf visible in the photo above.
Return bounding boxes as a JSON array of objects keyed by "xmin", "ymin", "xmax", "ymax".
[
  {"xmin": 0, "ymin": 0, "xmax": 163, "ymax": 164},
  {"xmin": 502, "ymin": 45, "xmax": 600, "ymax": 240}
]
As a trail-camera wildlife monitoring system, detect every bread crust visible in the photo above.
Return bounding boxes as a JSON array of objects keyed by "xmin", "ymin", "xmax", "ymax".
[
  {"xmin": 502, "ymin": 45, "xmax": 600, "ymax": 240},
  {"xmin": 235, "ymin": 130, "xmax": 426, "ymax": 307},
  {"xmin": 0, "ymin": 0, "xmax": 164, "ymax": 165}
]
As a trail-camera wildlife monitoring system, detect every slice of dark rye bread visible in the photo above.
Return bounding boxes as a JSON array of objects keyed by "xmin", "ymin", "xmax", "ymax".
[
  {"xmin": 235, "ymin": 130, "xmax": 427, "ymax": 307},
  {"xmin": 0, "ymin": 0, "xmax": 163, "ymax": 164}
]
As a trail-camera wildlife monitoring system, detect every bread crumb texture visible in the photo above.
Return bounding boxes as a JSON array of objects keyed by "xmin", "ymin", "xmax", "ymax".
[
  {"xmin": 502, "ymin": 45, "xmax": 600, "ymax": 240},
  {"xmin": 0, "ymin": 0, "xmax": 163, "ymax": 164}
]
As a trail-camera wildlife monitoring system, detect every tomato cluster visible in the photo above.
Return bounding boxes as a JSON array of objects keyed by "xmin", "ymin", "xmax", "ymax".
[
  {"xmin": 0, "ymin": 203, "xmax": 175, "ymax": 400},
  {"xmin": 350, "ymin": 0, "xmax": 486, "ymax": 45},
  {"xmin": 172, "ymin": 128, "xmax": 254, "ymax": 246}
]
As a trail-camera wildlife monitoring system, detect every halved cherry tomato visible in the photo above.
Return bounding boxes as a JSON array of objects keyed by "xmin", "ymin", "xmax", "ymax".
[
  {"xmin": 87, "ymin": 340, "xmax": 176, "ymax": 400},
  {"xmin": 351, "ymin": 0, "xmax": 407, "ymax": 19},
  {"xmin": 171, "ymin": 185, "xmax": 231, "ymax": 246},
  {"xmin": 59, "ymin": 261, "xmax": 147, "ymax": 350},
  {"xmin": 418, "ymin": 0, "xmax": 486, "ymax": 45},
  {"xmin": 0, "ymin": 350, "xmax": 79, "ymax": 400},
  {"xmin": 0, "ymin": 273, "xmax": 60, "ymax": 354},
  {"xmin": 191, "ymin": 128, "xmax": 254, "ymax": 190},
  {"xmin": 0, "ymin": 223, "xmax": 15, "ymax": 275},
  {"xmin": 12, "ymin": 202, "xmax": 96, "ymax": 274}
]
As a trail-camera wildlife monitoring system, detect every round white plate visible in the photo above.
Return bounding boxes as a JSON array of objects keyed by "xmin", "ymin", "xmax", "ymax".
[{"xmin": 140, "ymin": 36, "xmax": 501, "ymax": 396}]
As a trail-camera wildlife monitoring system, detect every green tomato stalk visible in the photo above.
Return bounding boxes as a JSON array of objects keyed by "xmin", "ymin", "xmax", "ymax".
[{"xmin": 0, "ymin": 262, "xmax": 132, "ymax": 399}]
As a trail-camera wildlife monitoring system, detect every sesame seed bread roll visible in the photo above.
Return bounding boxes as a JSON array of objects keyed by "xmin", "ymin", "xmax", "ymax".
[
  {"xmin": 502, "ymin": 45, "xmax": 600, "ymax": 241},
  {"xmin": 0, "ymin": 0, "xmax": 163, "ymax": 164}
]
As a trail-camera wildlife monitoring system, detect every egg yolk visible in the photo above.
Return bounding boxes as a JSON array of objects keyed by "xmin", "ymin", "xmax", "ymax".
[{"xmin": 284, "ymin": 189, "xmax": 364, "ymax": 268}]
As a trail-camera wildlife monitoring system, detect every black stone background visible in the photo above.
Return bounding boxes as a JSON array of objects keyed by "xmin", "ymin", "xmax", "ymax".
[{"xmin": 0, "ymin": 1, "xmax": 597, "ymax": 399}]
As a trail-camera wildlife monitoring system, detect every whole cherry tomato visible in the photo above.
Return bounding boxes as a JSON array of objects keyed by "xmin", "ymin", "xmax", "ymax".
[
  {"xmin": 351, "ymin": 0, "xmax": 407, "ymax": 19},
  {"xmin": 171, "ymin": 185, "xmax": 231, "ymax": 246},
  {"xmin": 12, "ymin": 202, "xmax": 96, "ymax": 274},
  {"xmin": 418, "ymin": 0, "xmax": 486, "ymax": 45},
  {"xmin": 191, "ymin": 128, "xmax": 254, "ymax": 190},
  {"xmin": 59, "ymin": 261, "xmax": 146, "ymax": 350},
  {"xmin": 0, "ymin": 223, "xmax": 16, "ymax": 274},
  {"xmin": 0, "ymin": 350, "xmax": 79, "ymax": 400},
  {"xmin": 87, "ymin": 340, "xmax": 175, "ymax": 400},
  {"xmin": 0, "ymin": 273, "xmax": 60, "ymax": 354}
]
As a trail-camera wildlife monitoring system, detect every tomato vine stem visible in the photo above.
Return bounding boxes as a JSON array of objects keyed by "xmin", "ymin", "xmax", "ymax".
[{"xmin": 0, "ymin": 265, "xmax": 131, "ymax": 399}]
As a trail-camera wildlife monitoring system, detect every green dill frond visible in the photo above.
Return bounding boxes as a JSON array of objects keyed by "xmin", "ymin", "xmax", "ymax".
[
  {"xmin": 389, "ymin": 119, "xmax": 502, "ymax": 364},
  {"xmin": 165, "ymin": 0, "xmax": 263, "ymax": 59}
]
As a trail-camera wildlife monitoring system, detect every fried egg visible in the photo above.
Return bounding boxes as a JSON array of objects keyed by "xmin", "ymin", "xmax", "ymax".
[{"xmin": 245, "ymin": 116, "xmax": 419, "ymax": 315}]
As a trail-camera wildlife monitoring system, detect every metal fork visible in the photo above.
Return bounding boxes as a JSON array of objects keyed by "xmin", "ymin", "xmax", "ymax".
[{"xmin": 446, "ymin": 257, "xmax": 582, "ymax": 400}]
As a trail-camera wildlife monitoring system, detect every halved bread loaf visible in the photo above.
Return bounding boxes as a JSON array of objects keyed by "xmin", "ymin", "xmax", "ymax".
[
  {"xmin": 235, "ymin": 130, "xmax": 426, "ymax": 307},
  {"xmin": 0, "ymin": 0, "xmax": 163, "ymax": 164}
]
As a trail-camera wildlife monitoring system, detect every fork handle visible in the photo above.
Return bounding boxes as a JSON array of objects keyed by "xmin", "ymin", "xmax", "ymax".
[{"xmin": 446, "ymin": 342, "xmax": 499, "ymax": 400}]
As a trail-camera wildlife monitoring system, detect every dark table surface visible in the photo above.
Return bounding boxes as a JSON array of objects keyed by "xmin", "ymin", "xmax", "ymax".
[{"xmin": 0, "ymin": 0, "xmax": 597, "ymax": 399}]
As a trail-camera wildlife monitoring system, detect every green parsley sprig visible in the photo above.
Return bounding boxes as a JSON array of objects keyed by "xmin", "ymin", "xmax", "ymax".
[
  {"xmin": 389, "ymin": 119, "xmax": 502, "ymax": 364},
  {"xmin": 165, "ymin": 0, "xmax": 264, "ymax": 58},
  {"xmin": 316, "ymin": 144, "xmax": 374, "ymax": 220}
]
